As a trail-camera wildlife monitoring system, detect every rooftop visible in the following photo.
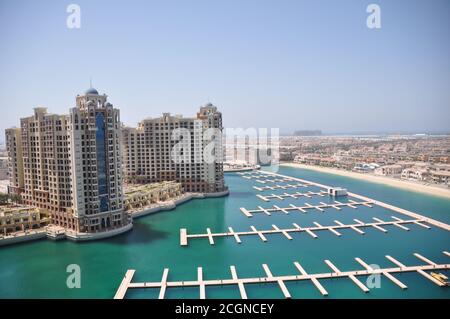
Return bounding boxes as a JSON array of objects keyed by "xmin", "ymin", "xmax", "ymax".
[
  {"xmin": 0, "ymin": 205, "xmax": 39, "ymax": 217},
  {"xmin": 124, "ymin": 181, "xmax": 181, "ymax": 196},
  {"xmin": 84, "ymin": 87, "xmax": 99, "ymax": 95}
]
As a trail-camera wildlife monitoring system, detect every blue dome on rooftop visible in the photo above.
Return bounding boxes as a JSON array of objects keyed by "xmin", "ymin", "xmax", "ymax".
[{"xmin": 85, "ymin": 87, "xmax": 99, "ymax": 95}]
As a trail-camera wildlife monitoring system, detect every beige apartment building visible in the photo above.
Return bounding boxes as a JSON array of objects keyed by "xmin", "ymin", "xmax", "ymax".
[
  {"xmin": 122, "ymin": 103, "xmax": 227, "ymax": 194},
  {"xmin": 5, "ymin": 88, "xmax": 131, "ymax": 238},
  {"xmin": 5, "ymin": 128, "xmax": 24, "ymax": 194},
  {"xmin": 69, "ymin": 88, "xmax": 130, "ymax": 233},
  {"xmin": 225, "ymin": 142, "xmax": 275, "ymax": 166},
  {"xmin": 19, "ymin": 107, "xmax": 74, "ymax": 227}
]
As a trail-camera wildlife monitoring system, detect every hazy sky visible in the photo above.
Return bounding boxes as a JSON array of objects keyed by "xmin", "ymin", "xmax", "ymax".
[{"xmin": 0, "ymin": 0, "xmax": 449, "ymax": 137}]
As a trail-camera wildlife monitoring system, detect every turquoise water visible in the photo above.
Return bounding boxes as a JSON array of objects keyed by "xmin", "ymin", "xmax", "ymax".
[{"xmin": 0, "ymin": 166, "xmax": 449, "ymax": 299}]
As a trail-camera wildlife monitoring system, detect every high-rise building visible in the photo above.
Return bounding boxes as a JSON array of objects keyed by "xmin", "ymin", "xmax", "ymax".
[
  {"xmin": 69, "ymin": 88, "xmax": 129, "ymax": 232},
  {"xmin": 19, "ymin": 107, "xmax": 72, "ymax": 218},
  {"xmin": 5, "ymin": 88, "xmax": 132, "ymax": 238},
  {"xmin": 122, "ymin": 103, "xmax": 227, "ymax": 194},
  {"xmin": 5, "ymin": 127, "xmax": 24, "ymax": 194}
]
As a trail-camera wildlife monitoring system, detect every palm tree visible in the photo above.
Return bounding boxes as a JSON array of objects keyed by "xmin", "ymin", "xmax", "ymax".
[
  {"xmin": 0, "ymin": 193, "xmax": 9, "ymax": 205},
  {"xmin": 10, "ymin": 194, "xmax": 23, "ymax": 204}
]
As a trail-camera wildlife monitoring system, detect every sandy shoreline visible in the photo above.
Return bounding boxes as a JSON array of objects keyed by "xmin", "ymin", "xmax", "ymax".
[{"xmin": 281, "ymin": 162, "xmax": 450, "ymax": 200}]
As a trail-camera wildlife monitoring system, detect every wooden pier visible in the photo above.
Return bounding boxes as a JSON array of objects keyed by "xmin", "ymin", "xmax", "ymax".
[
  {"xmin": 241, "ymin": 170, "xmax": 450, "ymax": 232},
  {"xmin": 254, "ymin": 178, "xmax": 295, "ymax": 184},
  {"xmin": 253, "ymin": 183, "xmax": 310, "ymax": 191},
  {"xmin": 240, "ymin": 200, "xmax": 374, "ymax": 217},
  {"xmin": 238, "ymin": 172, "xmax": 267, "ymax": 179},
  {"xmin": 136, "ymin": 170, "xmax": 450, "ymax": 300},
  {"xmin": 114, "ymin": 270, "xmax": 135, "ymax": 299},
  {"xmin": 179, "ymin": 217, "xmax": 431, "ymax": 246},
  {"xmin": 114, "ymin": 252, "xmax": 450, "ymax": 299},
  {"xmin": 239, "ymin": 172, "xmax": 296, "ymax": 185},
  {"xmin": 256, "ymin": 190, "xmax": 329, "ymax": 201},
  {"xmin": 241, "ymin": 173, "xmax": 306, "ymax": 186}
]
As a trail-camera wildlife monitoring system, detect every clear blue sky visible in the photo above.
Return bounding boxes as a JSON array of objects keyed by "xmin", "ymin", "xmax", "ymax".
[{"xmin": 1, "ymin": 0, "xmax": 449, "ymax": 137}]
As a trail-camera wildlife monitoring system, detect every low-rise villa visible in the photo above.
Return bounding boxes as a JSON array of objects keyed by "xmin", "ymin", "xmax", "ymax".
[
  {"xmin": 124, "ymin": 181, "xmax": 183, "ymax": 212},
  {"xmin": 0, "ymin": 205, "xmax": 49, "ymax": 236}
]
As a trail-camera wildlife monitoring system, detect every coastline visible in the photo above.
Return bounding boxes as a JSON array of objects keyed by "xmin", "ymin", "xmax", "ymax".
[
  {"xmin": 0, "ymin": 229, "xmax": 47, "ymax": 247},
  {"xmin": 281, "ymin": 162, "xmax": 450, "ymax": 200},
  {"xmin": 131, "ymin": 189, "xmax": 230, "ymax": 219}
]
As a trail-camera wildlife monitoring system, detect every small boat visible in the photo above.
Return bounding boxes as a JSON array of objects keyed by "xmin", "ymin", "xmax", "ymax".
[{"xmin": 431, "ymin": 272, "xmax": 449, "ymax": 286}]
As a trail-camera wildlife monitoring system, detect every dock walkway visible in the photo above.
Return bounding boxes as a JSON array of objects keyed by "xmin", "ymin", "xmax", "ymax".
[
  {"xmin": 253, "ymin": 183, "xmax": 310, "ymax": 191},
  {"xmin": 240, "ymin": 200, "xmax": 373, "ymax": 217},
  {"xmin": 239, "ymin": 171, "xmax": 450, "ymax": 232},
  {"xmin": 256, "ymin": 190, "xmax": 329, "ymax": 201},
  {"xmin": 114, "ymin": 252, "xmax": 450, "ymax": 299},
  {"xmin": 180, "ymin": 217, "xmax": 430, "ymax": 246}
]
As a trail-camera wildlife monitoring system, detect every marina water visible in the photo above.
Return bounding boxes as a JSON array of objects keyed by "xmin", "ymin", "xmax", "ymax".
[{"xmin": 0, "ymin": 166, "xmax": 449, "ymax": 299}]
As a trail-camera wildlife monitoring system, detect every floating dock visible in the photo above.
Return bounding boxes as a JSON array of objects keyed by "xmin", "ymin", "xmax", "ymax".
[
  {"xmin": 253, "ymin": 183, "xmax": 310, "ymax": 191},
  {"xmin": 240, "ymin": 200, "xmax": 373, "ymax": 217},
  {"xmin": 129, "ymin": 169, "xmax": 450, "ymax": 300},
  {"xmin": 114, "ymin": 252, "xmax": 450, "ymax": 299},
  {"xmin": 179, "ymin": 217, "xmax": 431, "ymax": 246},
  {"xmin": 256, "ymin": 190, "xmax": 329, "ymax": 201},
  {"xmin": 239, "ymin": 170, "xmax": 450, "ymax": 232},
  {"xmin": 114, "ymin": 270, "xmax": 135, "ymax": 299},
  {"xmin": 254, "ymin": 178, "xmax": 295, "ymax": 184}
]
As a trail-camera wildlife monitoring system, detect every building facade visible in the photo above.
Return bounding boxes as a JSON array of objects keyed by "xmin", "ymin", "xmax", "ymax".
[
  {"xmin": 5, "ymin": 128, "xmax": 24, "ymax": 194},
  {"xmin": 122, "ymin": 103, "xmax": 227, "ymax": 194},
  {"xmin": 5, "ymin": 88, "xmax": 131, "ymax": 237},
  {"xmin": 69, "ymin": 88, "xmax": 130, "ymax": 232},
  {"xmin": 429, "ymin": 164, "xmax": 450, "ymax": 186},
  {"xmin": 401, "ymin": 168, "xmax": 429, "ymax": 181},
  {"xmin": 19, "ymin": 108, "xmax": 73, "ymax": 220}
]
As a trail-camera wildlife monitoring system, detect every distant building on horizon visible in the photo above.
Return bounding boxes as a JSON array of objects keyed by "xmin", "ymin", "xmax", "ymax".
[
  {"xmin": 224, "ymin": 137, "xmax": 276, "ymax": 166},
  {"xmin": 293, "ymin": 130, "xmax": 322, "ymax": 137}
]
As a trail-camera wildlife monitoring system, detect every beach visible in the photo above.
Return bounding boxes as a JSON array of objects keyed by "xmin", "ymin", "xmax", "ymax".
[{"xmin": 281, "ymin": 162, "xmax": 450, "ymax": 200}]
